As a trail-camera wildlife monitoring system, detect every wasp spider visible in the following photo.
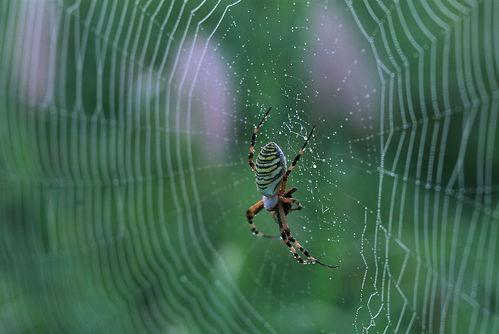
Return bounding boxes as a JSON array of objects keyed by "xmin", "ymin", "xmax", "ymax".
[{"xmin": 246, "ymin": 107, "xmax": 338, "ymax": 268}]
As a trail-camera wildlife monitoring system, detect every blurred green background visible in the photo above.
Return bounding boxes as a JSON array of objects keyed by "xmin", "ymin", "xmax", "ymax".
[{"xmin": 0, "ymin": 0, "xmax": 498, "ymax": 333}]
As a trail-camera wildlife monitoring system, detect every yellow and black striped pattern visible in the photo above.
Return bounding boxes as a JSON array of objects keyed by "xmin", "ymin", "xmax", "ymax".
[{"xmin": 255, "ymin": 142, "xmax": 287, "ymax": 197}]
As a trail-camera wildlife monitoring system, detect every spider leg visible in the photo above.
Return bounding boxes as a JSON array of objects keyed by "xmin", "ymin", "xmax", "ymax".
[
  {"xmin": 281, "ymin": 197, "xmax": 302, "ymax": 215},
  {"xmin": 246, "ymin": 200, "xmax": 280, "ymax": 239},
  {"xmin": 273, "ymin": 202, "xmax": 313, "ymax": 265},
  {"xmin": 248, "ymin": 107, "xmax": 272, "ymax": 171},
  {"xmin": 279, "ymin": 126, "xmax": 316, "ymax": 194},
  {"xmin": 282, "ymin": 187, "xmax": 298, "ymax": 198},
  {"xmin": 275, "ymin": 201, "xmax": 338, "ymax": 268},
  {"xmin": 281, "ymin": 188, "xmax": 299, "ymax": 216}
]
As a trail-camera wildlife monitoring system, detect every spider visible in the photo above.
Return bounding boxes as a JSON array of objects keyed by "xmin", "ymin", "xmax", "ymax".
[{"xmin": 245, "ymin": 107, "xmax": 338, "ymax": 268}]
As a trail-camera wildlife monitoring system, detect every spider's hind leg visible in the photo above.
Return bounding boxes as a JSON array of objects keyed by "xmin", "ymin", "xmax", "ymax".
[
  {"xmin": 279, "ymin": 126, "xmax": 315, "ymax": 195},
  {"xmin": 248, "ymin": 107, "xmax": 272, "ymax": 171}
]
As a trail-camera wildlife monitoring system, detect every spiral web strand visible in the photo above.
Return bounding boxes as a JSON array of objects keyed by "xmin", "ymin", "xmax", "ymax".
[{"xmin": 349, "ymin": 0, "xmax": 498, "ymax": 332}]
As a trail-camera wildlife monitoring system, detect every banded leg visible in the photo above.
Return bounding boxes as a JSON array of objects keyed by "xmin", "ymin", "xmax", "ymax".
[
  {"xmin": 279, "ymin": 126, "xmax": 316, "ymax": 194},
  {"xmin": 283, "ymin": 227, "xmax": 338, "ymax": 268},
  {"xmin": 281, "ymin": 197, "xmax": 302, "ymax": 212},
  {"xmin": 282, "ymin": 188, "xmax": 299, "ymax": 216},
  {"xmin": 246, "ymin": 200, "xmax": 280, "ymax": 239},
  {"xmin": 248, "ymin": 107, "xmax": 272, "ymax": 171},
  {"xmin": 274, "ymin": 203, "xmax": 315, "ymax": 265},
  {"xmin": 276, "ymin": 202, "xmax": 338, "ymax": 268},
  {"xmin": 274, "ymin": 204, "xmax": 313, "ymax": 264}
]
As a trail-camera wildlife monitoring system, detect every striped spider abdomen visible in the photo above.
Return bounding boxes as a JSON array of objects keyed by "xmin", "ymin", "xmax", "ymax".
[{"xmin": 255, "ymin": 142, "xmax": 287, "ymax": 197}]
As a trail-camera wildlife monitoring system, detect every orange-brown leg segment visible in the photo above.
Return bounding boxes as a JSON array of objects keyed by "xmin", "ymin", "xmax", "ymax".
[
  {"xmin": 281, "ymin": 197, "xmax": 302, "ymax": 213},
  {"xmin": 283, "ymin": 187, "xmax": 298, "ymax": 198},
  {"xmin": 274, "ymin": 203, "xmax": 312, "ymax": 264},
  {"xmin": 246, "ymin": 200, "xmax": 280, "ymax": 239},
  {"xmin": 279, "ymin": 126, "xmax": 316, "ymax": 194},
  {"xmin": 248, "ymin": 107, "xmax": 272, "ymax": 171},
  {"xmin": 282, "ymin": 188, "xmax": 300, "ymax": 216},
  {"xmin": 275, "ymin": 201, "xmax": 338, "ymax": 268}
]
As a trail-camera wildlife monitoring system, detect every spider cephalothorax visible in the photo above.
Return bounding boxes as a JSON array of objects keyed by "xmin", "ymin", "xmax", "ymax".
[{"xmin": 246, "ymin": 107, "xmax": 338, "ymax": 268}]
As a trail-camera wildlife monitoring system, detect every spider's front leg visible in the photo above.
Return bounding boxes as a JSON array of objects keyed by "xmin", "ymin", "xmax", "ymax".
[
  {"xmin": 275, "ymin": 201, "xmax": 338, "ymax": 268},
  {"xmin": 246, "ymin": 200, "xmax": 280, "ymax": 239},
  {"xmin": 282, "ymin": 187, "xmax": 301, "ymax": 215},
  {"xmin": 281, "ymin": 197, "xmax": 302, "ymax": 215}
]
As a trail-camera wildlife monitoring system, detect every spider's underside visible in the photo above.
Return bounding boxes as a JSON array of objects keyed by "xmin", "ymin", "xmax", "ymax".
[{"xmin": 246, "ymin": 107, "xmax": 338, "ymax": 268}]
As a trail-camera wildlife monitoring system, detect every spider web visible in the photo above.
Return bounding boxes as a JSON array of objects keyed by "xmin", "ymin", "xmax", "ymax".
[{"xmin": 0, "ymin": 0, "xmax": 498, "ymax": 333}]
